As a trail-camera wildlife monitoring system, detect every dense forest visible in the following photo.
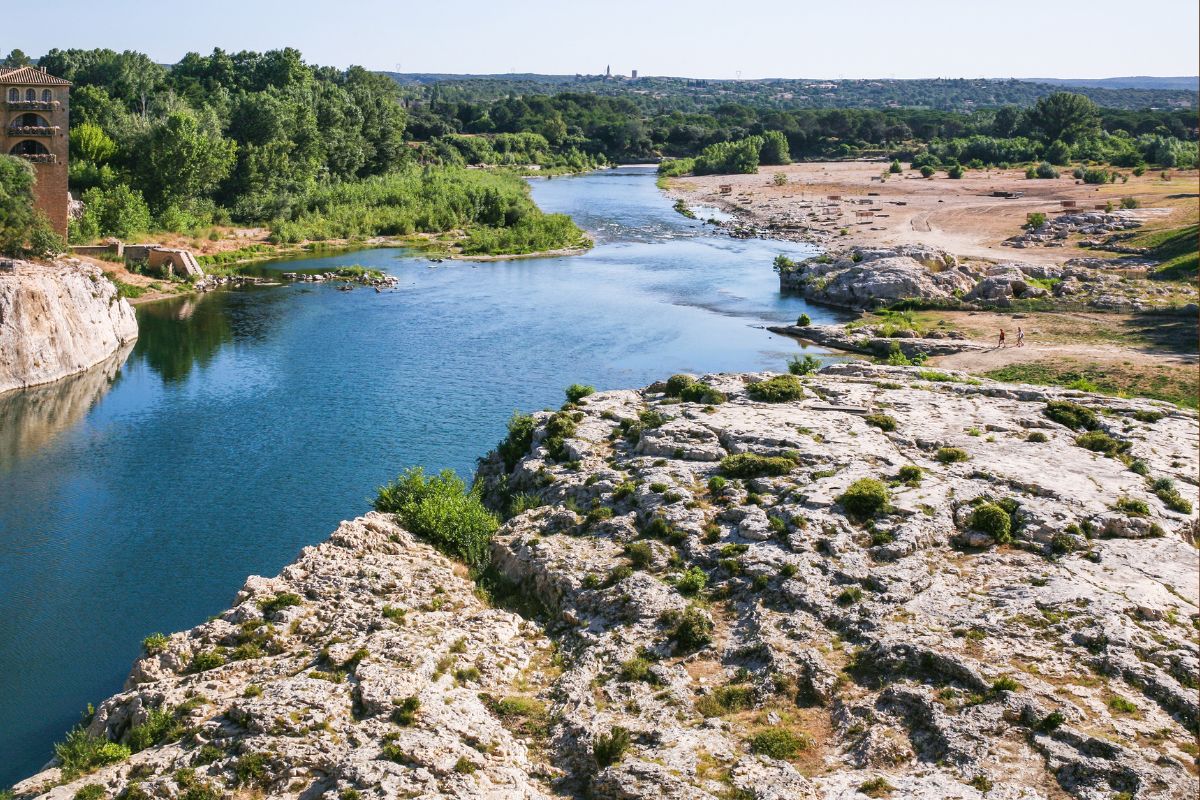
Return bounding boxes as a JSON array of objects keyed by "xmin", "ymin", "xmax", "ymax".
[
  {"xmin": 0, "ymin": 46, "xmax": 1196, "ymax": 259},
  {"xmin": 389, "ymin": 73, "xmax": 1198, "ymax": 112},
  {"xmin": 0, "ymin": 47, "xmax": 586, "ymax": 256}
]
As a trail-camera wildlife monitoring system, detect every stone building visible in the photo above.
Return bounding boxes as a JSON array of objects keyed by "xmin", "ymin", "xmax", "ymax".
[{"xmin": 1, "ymin": 66, "xmax": 71, "ymax": 239}]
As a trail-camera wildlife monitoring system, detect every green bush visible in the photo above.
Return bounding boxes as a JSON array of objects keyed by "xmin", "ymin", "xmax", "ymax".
[
  {"xmin": 1044, "ymin": 400, "xmax": 1098, "ymax": 430},
  {"xmin": 127, "ymin": 705, "xmax": 188, "ymax": 752},
  {"xmin": 864, "ymin": 413, "xmax": 897, "ymax": 432},
  {"xmin": 747, "ymin": 375, "xmax": 805, "ymax": 402},
  {"xmin": 920, "ymin": 165, "xmax": 936, "ymax": 178},
  {"xmin": 1120, "ymin": 196, "xmax": 1139, "ymax": 209},
  {"xmin": 258, "ymin": 592, "xmax": 302, "ymax": 615},
  {"xmin": 564, "ymin": 384, "xmax": 595, "ymax": 403},
  {"xmin": 662, "ymin": 605, "xmax": 714, "ymax": 653},
  {"xmin": 665, "ymin": 374, "xmax": 696, "ymax": 396},
  {"xmin": 679, "ymin": 381, "xmax": 726, "ymax": 404},
  {"xmin": 858, "ymin": 777, "xmax": 895, "ymax": 797},
  {"xmin": 749, "ymin": 727, "xmax": 810, "ymax": 759},
  {"xmin": 947, "ymin": 164, "xmax": 965, "ymax": 179},
  {"xmin": 675, "ymin": 566, "xmax": 708, "ymax": 596},
  {"xmin": 787, "ymin": 355, "xmax": 821, "ymax": 376},
  {"xmin": 889, "ymin": 160, "xmax": 903, "ymax": 174},
  {"xmin": 1025, "ymin": 212, "xmax": 1047, "ymax": 229},
  {"xmin": 1035, "ymin": 161, "xmax": 1060, "ymax": 178},
  {"xmin": 1026, "ymin": 431, "xmax": 1048, "ymax": 443},
  {"xmin": 594, "ymin": 726, "xmax": 632, "ymax": 767},
  {"xmin": 1074, "ymin": 430, "xmax": 1129, "ymax": 457},
  {"xmin": 391, "ymin": 695, "xmax": 420, "ymax": 725},
  {"xmin": 696, "ymin": 683, "xmax": 755, "ymax": 717},
  {"xmin": 1151, "ymin": 477, "xmax": 1193, "ymax": 513},
  {"xmin": 142, "ymin": 632, "xmax": 169, "ymax": 655},
  {"xmin": 707, "ymin": 476, "xmax": 727, "ymax": 494},
  {"xmin": 970, "ymin": 503, "xmax": 1012, "ymax": 543},
  {"xmin": 374, "ymin": 467, "xmax": 499, "ymax": 566},
  {"xmin": 1114, "ymin": 497, "xmax": 1150, "ymax": 516},
  {"xmin": 497, "ymin": 412, "xmax": 536, "ymax": 471},
  {"xmin": 936, "ymin": 447, "xmax": 969, "ymax": 464},
  {"xmin": 233, "ymin": 752, "xmax": 270, "ymax": 788},
  {"xmin": 55, "ymin": 727, "xmax": 131, "ymax": 779},
  {"xmin": 796, "ymin": 313, "xmax": 812, "ymax": 326},
  {"xmin": 837, "ymin": 478, "xmax": 890, "ymax": 518},
  {"xmin": 187, "ymin": 650, "xmax": 226, "ymax": 673},
  {"xmin": 719, "ymin": 453, "xmax": 796, "ymax": 478},
  {"xmin": 898, "ymin": 465, "xmax": 923, "ymax": 484}
]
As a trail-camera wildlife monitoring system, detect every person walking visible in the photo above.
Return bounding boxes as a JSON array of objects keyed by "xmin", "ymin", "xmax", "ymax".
[
  {"xmin": 1016, "ymin": 327, "xmax": 1024, "ymax": 347},
  {"xmin": 998, "ymin": 328, "xmax": 1006, "ymax": 348}
]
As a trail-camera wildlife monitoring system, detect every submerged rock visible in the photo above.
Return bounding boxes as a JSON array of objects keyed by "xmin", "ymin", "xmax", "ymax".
[{"xmin": 12, "ymin": 368, "xmax": 1198, "ymax": 800}]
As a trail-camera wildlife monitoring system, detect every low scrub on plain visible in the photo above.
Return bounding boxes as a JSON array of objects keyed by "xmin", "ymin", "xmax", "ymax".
[
  {"xmin": 720, "ymin": 453, "xmax": 796, "ymax": 478},
  {"xmin": 374, "ymin": 467, "xmax": 499, "ymax": 566},
  {"xmin": 747, "ymin": 375, "xmax": 805, "ymax": 402}
]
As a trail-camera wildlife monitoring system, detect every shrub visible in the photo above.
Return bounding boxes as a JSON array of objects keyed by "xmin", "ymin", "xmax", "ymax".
[
  {"xmin": 836, "ymin": 586, "xmax": 863, "ymax": 605},
  {"xmin": 1036, "ymin": 161, "xmax": 1060, "ymax": 179},
  {"xmin": 837, "ymin": 478, "xmax": 890, "ymax": 518},
  {"xmin": 858, "ymin": 777, "xmax": 895, "ymax": 797},
  {"xmin": 233, "ymin": 753, "xmax": 270, "ymax": 789},
  {"xmin": 749, "ymin": 727, "xmax": 810, "ymax": 759},
  {"xmin": 947, "ymin": 164, "xmax": 965, "ymax": 179},
  {"xmin": 142, "ymin": 633, "xmax": 169, "ymax": 655},
  {"xmin": 1025, "ymin": 212, "xmax": 1047, "ymax": 229},
  {"xmin": 992, "ymin": 675, "xmax": 1020, "ymax": 693},
  {"xmin": 772, "ymin": 172, "xmax": 788, "ymax": 186},
  {"xmin": 187, "ymin": 650, "xmax": 226, "ymax": 673},
  {"xmin": 675, "ymin": 566, "xmax": 708, "ymax": 596},
  {"xmin": 889, "ymin": 159, "xmax": 903, "ymax": 174},
  {"xmin": 497, "ymin": 412, "xmax": 536, "ymax": 471},
  {"xmin": 920, "ymin": 165, "xmax": 936, "ymax": 178},
  {"xmin": 796, "ymin": 313, "xmax": 812, "ymax": 326},
  {"xmin": 1044, "ymin": 400, "xmax": 1098, "ymax": 430},
  {"xmin": 970, "ymin": 503, "xmax": 1012, "ymax": 543},
  {"xmin": 665, "ymin": 374, "xmax": 696, "ymax": 396},
  {"xmin": 374, "ymin": 467, "xmax": 499, "ymax": 566},
  {"xmin": 1114, "ymin": 497, "xmax": 1149, "ymax": 516},
  {"xmin": 1082, "ymin": 168, "xmax": 1110, "ymax": 184},
  {"xmin": 679, "ymin": 381, "xmax": 726, "ymax": 404},
  {"xmin": 1151, "ymin": 477, "xmax": 1193, "ymax": 514},
  {"xmin": 1120, "ymin": 196, "xmax": 1139, "ymax": 209},
  {"xmin": 707, "ymin": 475, "xmax": 727, "ymax": 494},
  {"xmin": 1026, "ymin": 431, "xmax": 1048, "ymax": 443},
  {"xmin": 936, "ymin": 447, "xmax": 969, "ymax": 464},
  {"xmin": 258, "ymin": 592, "xmax": 302, "ymax": 615},
  {"xmin": 127, "ymin": 706, "xmax": 188, "ymax": 752},
  {"xmin": 564, "ymin": 384, "xmax": 595, "ymax": 403},
  {"xmin": 391, "ymin": 695, "xmax": 420, "ymax": 725},
  {"xmin": 898, "ymin": 465, "xmax": 922, "ymax": 484},
  {"xmin": 74, "ymin": 786, "xmax": 105, "ymax": 800},
  {"xmin": 1108, "ymin": 696, "xmax": 1138, "ymax": 714},
  {"xmin": 625, "ymin": 541, "xmax": 654, "ymax": 570},
  {"xmin": 864, "ymin": 413, "xmax": 897, "ymax": 432},
  {"xmin": 696, "ymin": 683, "xmax": 755, "ymax": 717},
  {"xmin": 55, "ymin": 727, "xmax": 131, "ymax": 779},
  {"xmin": 787, "ymin": 354, "xmax": 821, "ymax": 376},
  {"xmin": 619, "ymin": 657, "xmax": 658, "ymax": 684},
  {"xmin": 720, "ymin": 453, "xmax": 795, "ymax": 478},
  {"xmin": 1074, "ymin": 430, "xmax": 1129, "ymax": 458},
  {"xmin": 662, "ymin": 605, "xmax": 714, "ymax": 653},
  {"xmin": 453, "ymin": 756, "xmax": 478, "ymax": 774},
  {"xmin": 594, "ymin": 726, "xmax": 632, "ymax": 767},
  {"xmin": 747, "ymin": 375, "xmax": 805, "ymax": 402}
]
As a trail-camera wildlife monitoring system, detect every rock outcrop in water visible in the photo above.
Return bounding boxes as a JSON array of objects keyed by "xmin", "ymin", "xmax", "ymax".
[
  {"xmin": 0, "ymin": 260, "xmax": 138, "ymax": 394},
  {"xmin": 11, "ymin": 367, "xmax": 1198, "ymax": 800}
]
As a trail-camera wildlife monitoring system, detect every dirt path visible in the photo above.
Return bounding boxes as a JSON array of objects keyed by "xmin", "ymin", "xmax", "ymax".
[{"xmin": 931, "ymin": 340, "xmax": 1198, "ymax": 372}]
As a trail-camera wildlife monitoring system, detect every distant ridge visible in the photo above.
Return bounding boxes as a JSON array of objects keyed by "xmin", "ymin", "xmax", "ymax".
[{"xmin": 1022, "ymin": 76, "xmax": 1199, "ymax": 91}]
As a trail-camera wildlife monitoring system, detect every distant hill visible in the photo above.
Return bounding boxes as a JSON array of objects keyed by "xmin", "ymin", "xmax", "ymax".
[
  {"xmin": 382, "ymin": 73, "xmax": 1196, "ymax": 112},
  {"xmin": 1024, "ymin": 76, "xmax": 1199, "ymax": 91}
]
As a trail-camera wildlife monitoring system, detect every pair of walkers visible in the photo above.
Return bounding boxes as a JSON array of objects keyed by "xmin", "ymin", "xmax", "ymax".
[{"xmin": 998, "ymin": 327, "xmax": 1024, "ymax": 348}]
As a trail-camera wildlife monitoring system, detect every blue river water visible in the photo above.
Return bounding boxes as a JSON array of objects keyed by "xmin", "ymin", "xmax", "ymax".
[{"xmin": 0, "ymin": 166, "xmax": 837, "ymax": 781}]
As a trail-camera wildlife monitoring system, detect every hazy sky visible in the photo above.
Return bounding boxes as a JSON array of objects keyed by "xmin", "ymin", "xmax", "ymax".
[{"xmin": 9, "ymin": 0, "xmax": 1198, "ymax": 79}]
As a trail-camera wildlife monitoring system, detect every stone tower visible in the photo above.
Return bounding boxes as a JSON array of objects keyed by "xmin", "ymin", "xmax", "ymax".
[{"xmin": 0, "ymin": 66, "xmax": 71, "ymax": 239}]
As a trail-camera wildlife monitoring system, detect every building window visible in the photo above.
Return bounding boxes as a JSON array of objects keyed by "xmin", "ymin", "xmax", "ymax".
[
  {"xmin": 6, "ymin": 88, "xmax": 17, "ymax": 102},
  {"xmin": 41, "ymin": 89, "xmax": 52, "ymax": 103},
  {"xmin": 25, "ymin": 89, "xmax": 35, "ymax": 102}
]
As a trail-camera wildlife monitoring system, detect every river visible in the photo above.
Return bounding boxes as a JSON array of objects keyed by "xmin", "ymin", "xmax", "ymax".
[{"xmin": 0, "ymin": 166, "xmax": 836, "ymax": 782}]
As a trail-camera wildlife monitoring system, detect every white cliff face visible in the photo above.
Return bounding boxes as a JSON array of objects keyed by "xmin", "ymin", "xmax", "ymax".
[
  {"xmin": 10, "ymin": 368, "xmax": 1198, "ymax": 800},
  {"xmin": 0, "ymin": 260, "xmax": 138, "ymax": 395}
]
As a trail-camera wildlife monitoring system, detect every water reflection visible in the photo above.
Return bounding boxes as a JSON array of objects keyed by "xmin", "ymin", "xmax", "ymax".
[{"xmin": 0, "ymin": 343, "xmax": 133, "ymax": 466}]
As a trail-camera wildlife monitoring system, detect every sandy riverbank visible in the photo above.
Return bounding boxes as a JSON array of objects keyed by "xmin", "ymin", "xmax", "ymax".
[{"xmin": 665, "ymin": 161, "xmax": 1198, "ymax": 263}]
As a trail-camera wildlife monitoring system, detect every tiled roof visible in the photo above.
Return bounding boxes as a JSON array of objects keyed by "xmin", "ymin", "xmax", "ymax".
[{"xmin": 0, "ymin": 66, "xmax": 72, "ymax": 86}]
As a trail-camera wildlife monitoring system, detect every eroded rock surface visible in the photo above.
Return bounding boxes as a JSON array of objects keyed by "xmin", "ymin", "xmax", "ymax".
[
  {"xmin": 0, "ymin": 260, "xmax": 138, "ymax": 394},
  {"xmin": 12, "ymin": 368, "xmax": 1199, "ymax": 800}
]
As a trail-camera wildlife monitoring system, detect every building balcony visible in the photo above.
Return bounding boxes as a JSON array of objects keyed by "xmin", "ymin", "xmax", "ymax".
[
  {"xmin": 7, "ymin": 125, "xmax": 57, "ymax": 136},
  {"xmin": 17, "ymin": 153, "xmax": 57, "ymax": 164},
  {"xmin": 3, "ymin": 100, "xmax": 57, "ymax": 111}
]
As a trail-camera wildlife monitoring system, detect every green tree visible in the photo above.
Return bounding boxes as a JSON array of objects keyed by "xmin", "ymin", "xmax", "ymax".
[
  {"xmin": 1044, "ymin": 139, "xmax": 1072, "ymax": 165},
  {"xmin": 2, "ymin": 49, "xmax": 32, "ymax": 68},
  {"xmin": 0, "ymin": 156, "xmax": 38, "ymax": 255},
  {"xmin": 77, "ymin": 184, "xmax": 152, "ymax": 239},
  {"xmin": 134, "ymin": 112, "xmax": 236, "ymax": 211},
  {"xmin": 758, "ymin": 130, "xmax": 791, "ymax": 165},
  {"xmin": 70, "ymin": 122, "xmax": 118, "ymax": 165},
  {"xmin": 1027, "ymin": 92, "xmax": 1100, "ymax": 145}
]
